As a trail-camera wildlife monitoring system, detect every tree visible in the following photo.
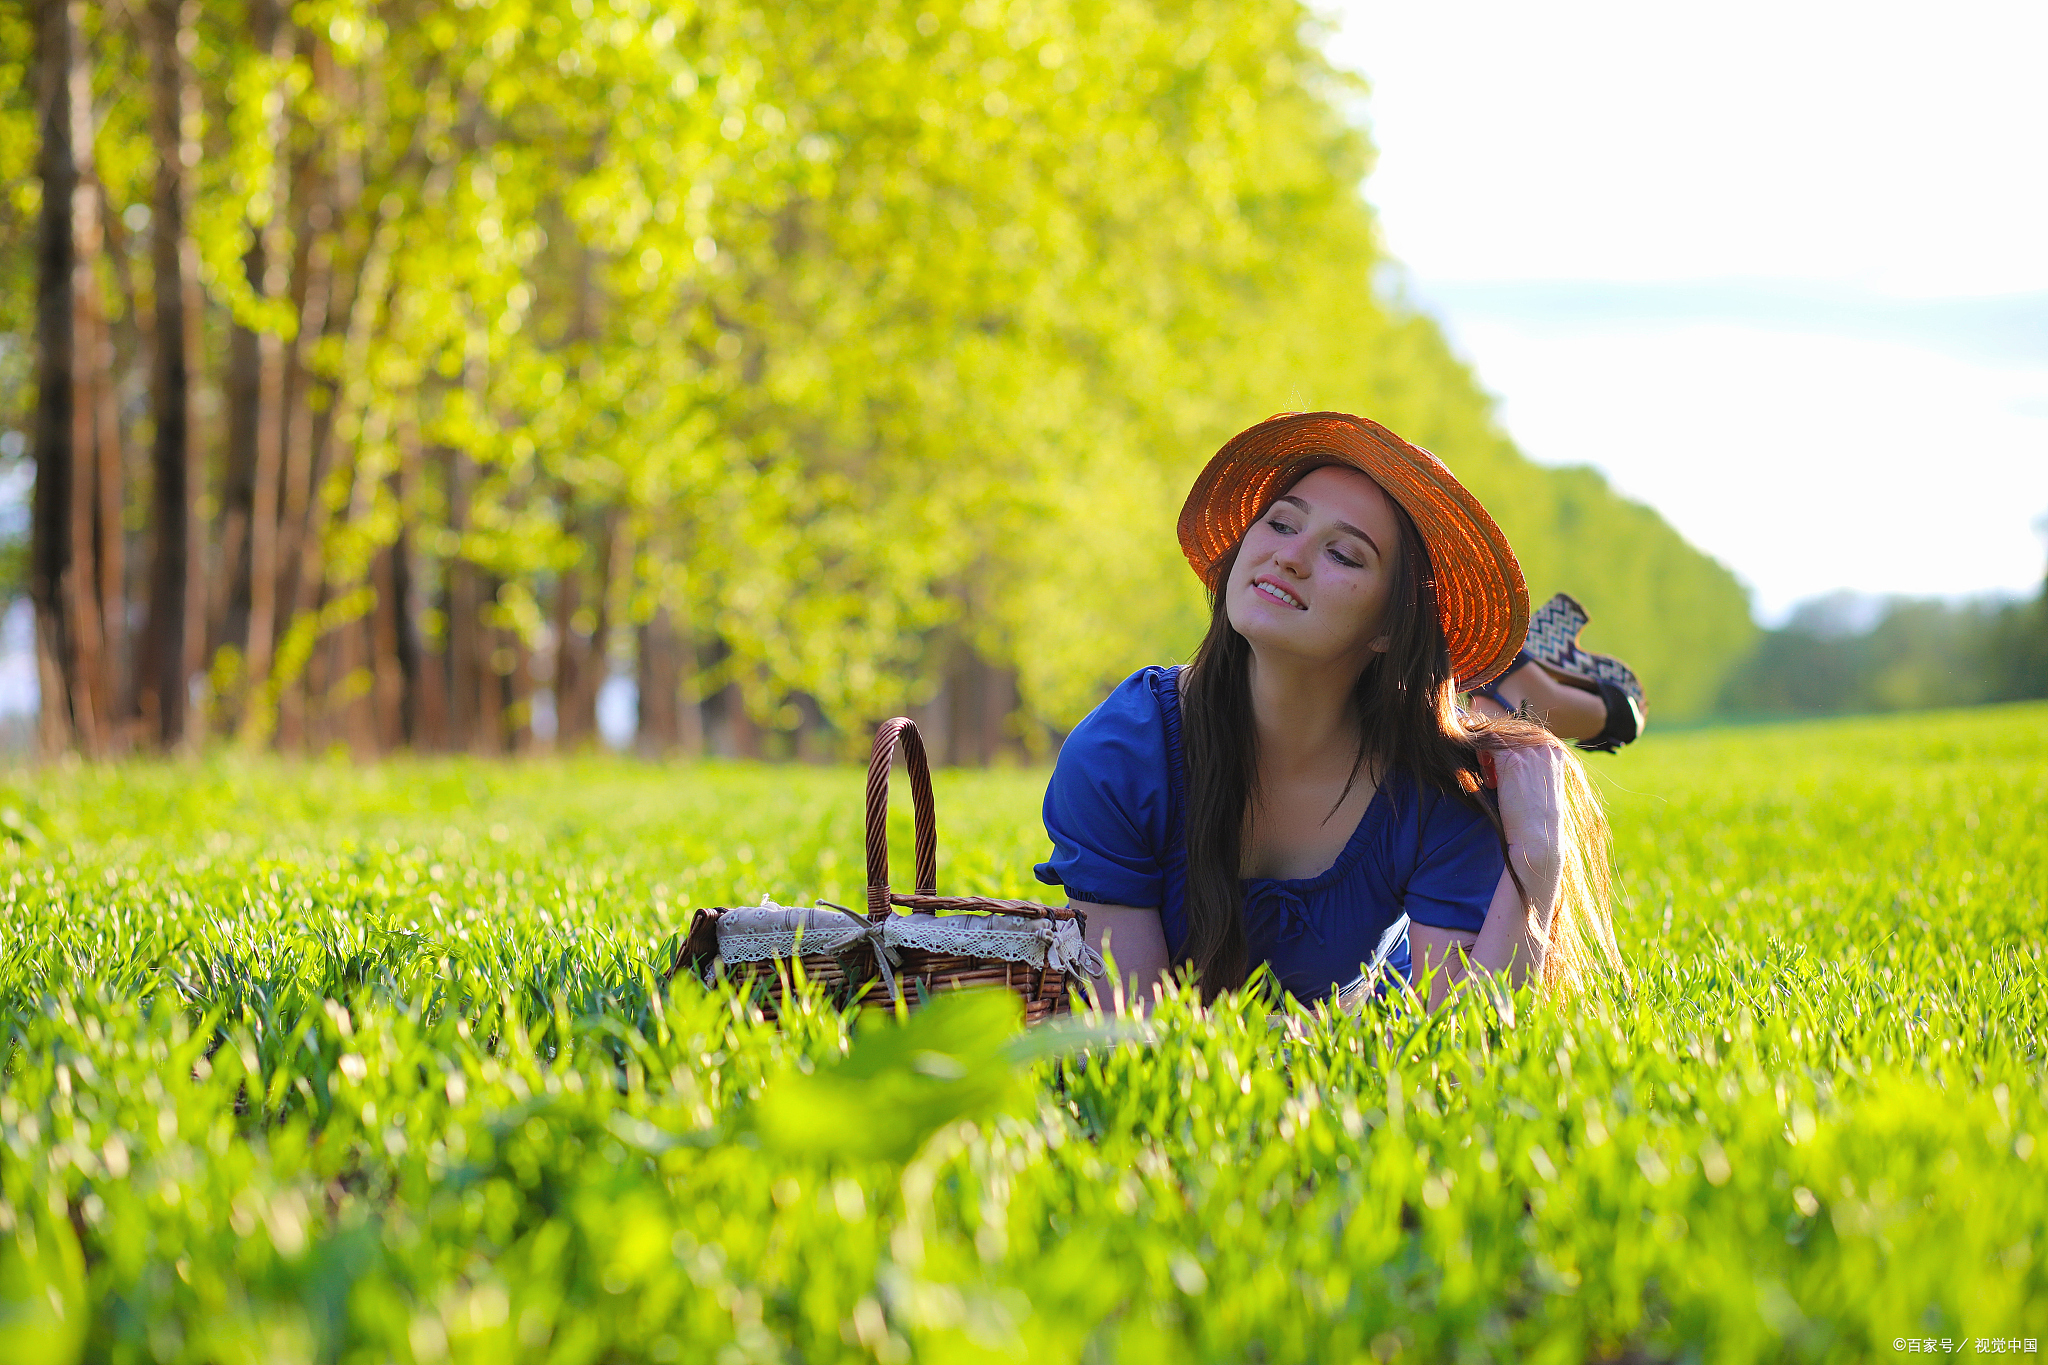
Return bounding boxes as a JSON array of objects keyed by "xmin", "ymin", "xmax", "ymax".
[
  {"xmin": 29, "ymin": 0, "xmax": 119, "ymax": 756},
  {"xmin": 5, "ymin": 0, "xmax": 1765, "ymax": 759},
  {"xmin": 141, "ymin": 0, "xmax": 203, "ymax": 747}
]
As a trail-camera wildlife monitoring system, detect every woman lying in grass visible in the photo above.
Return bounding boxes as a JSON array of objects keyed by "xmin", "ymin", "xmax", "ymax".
[{"xmin": 1035, "ymin": 412, "xmax": 1626, "ymax": 1013}]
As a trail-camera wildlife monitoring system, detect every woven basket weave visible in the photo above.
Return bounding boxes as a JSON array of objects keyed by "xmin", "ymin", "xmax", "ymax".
[{"xmin": 665, "ymin": 717, "xmax": 1101, "ymax": 1024}]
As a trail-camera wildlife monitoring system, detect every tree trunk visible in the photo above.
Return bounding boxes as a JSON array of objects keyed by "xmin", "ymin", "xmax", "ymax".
[
  {"xmin": 141, "ymin": 0, "xmax": 203, "ymax": 750},
  {"xmin": 275, "ymin": 190, "xmax": 386, "ymax": 751},
  {"xmin": 296, "ymin": 581, "xmax": 332, "ymax": 751},
  {"xmin": 936, "ymin": 643, "xmax": 1019, "ymax": 766},
  {"xmin": 272, "ymin": 209, "xmax": 332, "ymax": 673},
  {"xmin": 634, "ymin": 609, "xmax": 684, "ymax": 757},
  {"xmin": 978, "ymin": 656, "xmax": 1019, "ymax": 765},
  {"xmin": 30, "ymin": 0, "xmax": 108, "ymax": 757},
  {"xmin": 215, "ymin": 256, "xmax": 257, "ymax": 668},
  {"xmin": 674, "ymin": 610, "xmax": 703, "ymax": 755},
  {"xmin": 475, "ymin": 577, "xmax": 505, "ymax": 753},
  {"xmin": 270, "ymin": 366, "xmax": 336, "ymax": 752},
  {"xmin": 313, "ymin": 397, "xmax": 385, "ymax": 754},
  {"xmin": 506, "ymin": 624, "xmax": 535, "ymax": 753},
  {"xmin": 80, "ymin": 168, "xmax": 130, "ymax": 741},
  {"xmin": 390, "ymin": 434, "xmax": 444, "ymax": 750},
  {"xmin": 335, "ymin": 614, "xmax": 377, "ymax": 759},
  {"xmin": 792, "ymin": 692, "xmax": 833, "ymax": 763},
  {"xmin": 551, "ymin": 507, "xmax": 595, "ymax": 749},
  {"xmin": 272, "ymin": 33, "xmax": 364, "ymax": 752},
  {"xmin": 368, "ymin": 543, "xmax": 404, "ymax": 752},
  {"xmin": 700, "ymin": 644, "xmax": 760, "ymax": 760},
  {"xmin": 444, "ymin": 448, "xmax": 483, "ymax": 751},
  {"xmin": 727, "ymin": 685, "xmax": 760, "ymax": 759},
  {"xmin": 595, "ymin": 508, "xmax": 628, "ymax": 747},
  {"xmin": 447, "ymin": 559, "xmax": 485, "ymax": 751},
  {"xmin": 236, "ymin": 0, "xmax": 295, "ymax": 721},
  {"xmin": 89, "ymin": 235, "xmax": 124, "ymax": 744},
  {"xmin": 30, "ymin": 0, "xmax": 81, "ymax": 756}
]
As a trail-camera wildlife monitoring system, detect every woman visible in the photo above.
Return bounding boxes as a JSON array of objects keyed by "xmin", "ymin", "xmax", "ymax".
[{"xmin": 1035, "ymin": 412, "xmax": 1624, "ymax": 1013}]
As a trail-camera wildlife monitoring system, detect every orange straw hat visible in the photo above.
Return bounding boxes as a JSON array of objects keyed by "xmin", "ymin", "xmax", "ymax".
[{"xmin": 1178, "ymin": 411, "xmax": 1530, "ymax": 689}]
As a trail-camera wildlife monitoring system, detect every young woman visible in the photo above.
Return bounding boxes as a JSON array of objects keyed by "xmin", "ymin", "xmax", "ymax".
[{"xmin": 1035, "ymin": 412, "xmax": 1624, "ymax": 1013}]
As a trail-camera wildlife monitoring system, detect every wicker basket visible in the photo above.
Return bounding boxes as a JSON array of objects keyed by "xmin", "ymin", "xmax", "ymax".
[
  {"xmin": 668, "ymin": 898, "xmax": 889, "ymax": 1023},
  {"xmin": 666, "ymin": 717, "xmax": 1101, "ymax": 1024}
]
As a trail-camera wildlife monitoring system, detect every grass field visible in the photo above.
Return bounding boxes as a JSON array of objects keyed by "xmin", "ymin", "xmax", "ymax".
[{"xmin": 2, "ymin": 705, "xmax": 2045, "ymax": 1363}]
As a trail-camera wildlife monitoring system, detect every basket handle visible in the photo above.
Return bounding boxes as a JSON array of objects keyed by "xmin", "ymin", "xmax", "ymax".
[{"xmin": 865, "ymin": 717, "xmax": 938, "ymax": 913}]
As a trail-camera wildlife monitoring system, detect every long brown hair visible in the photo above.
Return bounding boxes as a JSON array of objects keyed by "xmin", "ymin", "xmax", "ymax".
[{"xmin": 1177, "ymin": 475, "xmax": 1623, "ymax": 999}]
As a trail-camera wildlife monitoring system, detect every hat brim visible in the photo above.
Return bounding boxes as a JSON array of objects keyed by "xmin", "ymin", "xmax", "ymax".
[{"xmin": 1177, "ymin": 412, "xmax": 1530, "ymax": 690}]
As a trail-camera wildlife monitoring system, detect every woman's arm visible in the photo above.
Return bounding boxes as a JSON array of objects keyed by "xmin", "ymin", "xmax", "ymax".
[
  {"xmin": 1069, "ymin": 899, "xmax": 1171, "ymax": 1016},
  {"xmin": 1411, "ymin": 744, "xmax": 1571, "ymax": 1008},
  {"xmin": 1407, "ymin": 921, "xmax": 1479, "ymax": 1011},
  {"xmin": 1479, "ymin": 743, "xmax": 1567, "ymax": 978}
]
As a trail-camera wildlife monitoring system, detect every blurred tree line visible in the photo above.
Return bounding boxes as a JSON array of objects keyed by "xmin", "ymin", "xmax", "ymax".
[
  {"xmin": 1718, "ymin": 574, "xmax": 2048, "ymax": 719},
  {"xmin": 1, "ymin": 0, "xmax": 1754, "ymax": 762}
]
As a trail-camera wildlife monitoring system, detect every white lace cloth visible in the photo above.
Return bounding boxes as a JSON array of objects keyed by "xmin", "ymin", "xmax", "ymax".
[
  {"xmin": 884, "ymin": 912, "xmax": 1104, "ymax": 980},
  {"xmin": 714, "ymin": 903, "xmax": 874, "ymax": 964},
  {"xmin": 709, "ymin": 899, "xmax": 1104, "ymax": 1002}
]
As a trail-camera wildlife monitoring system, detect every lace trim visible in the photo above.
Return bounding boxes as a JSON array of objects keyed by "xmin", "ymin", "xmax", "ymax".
[
  {"xmin": 716, "ymin": 927, "xmax": 872, "ymax": 964},
  {"xmin": 714, "ymin": 903, "xmax": 873, "ymax": 964},
  {"xmin": 885, "ymin": 913, "xmax": 1104, "ymax": 980},
  {"xmin": 705, "ymin": 900, "xmax": 1105, "ymax": 999}
]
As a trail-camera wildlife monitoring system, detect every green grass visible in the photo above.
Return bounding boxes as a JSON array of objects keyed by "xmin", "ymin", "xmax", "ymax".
[{"xmin": 2, "ymin": 705, "xmax": 2044, "ymax": 1363}]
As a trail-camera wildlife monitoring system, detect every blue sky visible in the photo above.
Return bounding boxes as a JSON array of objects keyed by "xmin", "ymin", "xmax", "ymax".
[{"xmin": 1323, "ymin": 0, "xmax": 2048, "ymax": 621}]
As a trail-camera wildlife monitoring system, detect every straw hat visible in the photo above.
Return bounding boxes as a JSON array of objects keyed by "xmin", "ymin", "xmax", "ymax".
[{"xmin": 1177, "ymin": 411, "xmax": 1529, "ymax": 689}]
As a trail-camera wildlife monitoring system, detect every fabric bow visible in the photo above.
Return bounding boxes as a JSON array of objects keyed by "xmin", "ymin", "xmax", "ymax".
[
  {"xmin": 1243, "ymin": 884, "xmax": 1324, "ymax": 949},
  {"xmin": 1040, "ymin": 917, "xmax": 1105, "ymax": 981},
  {"xmin": 814, "ymin": 900, "xmax": 904, "ymax": 1005}
]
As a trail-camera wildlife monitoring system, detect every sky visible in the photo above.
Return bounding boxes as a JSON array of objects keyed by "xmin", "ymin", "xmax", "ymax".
[{"xmin": 1319, "ymin": 0, "xmax": 2048, "ymax": 622}]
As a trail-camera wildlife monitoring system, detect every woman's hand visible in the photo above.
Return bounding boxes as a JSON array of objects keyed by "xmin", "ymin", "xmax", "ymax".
[
  {"xmin": 1471, "ymin": 740, "xmax": 1573, "ymax": 989},
  {"xmin": 1486, "ymin": 741, "xmax": 1567, "ymax": 905}
]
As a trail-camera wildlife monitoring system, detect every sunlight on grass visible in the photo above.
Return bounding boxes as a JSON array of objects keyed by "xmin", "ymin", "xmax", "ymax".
[{"xmin": 1, "ymin": 704, "xmax": 2043, "ymax": 1361}]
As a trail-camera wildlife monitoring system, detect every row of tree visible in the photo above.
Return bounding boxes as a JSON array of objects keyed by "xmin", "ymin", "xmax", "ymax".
[
  {"xmin": 1717, "ymin": 578, "xmax": 2048, "ymax": 718},
  {"xmin": 1, "ymin": 0, "xmax": 1756, "ymax": 762}
]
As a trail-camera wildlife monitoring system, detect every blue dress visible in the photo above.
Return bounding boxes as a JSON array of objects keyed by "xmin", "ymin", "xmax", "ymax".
[{"xmin": 1034, "ymin": 666, "xmax": 1505, "ymax": 1000}]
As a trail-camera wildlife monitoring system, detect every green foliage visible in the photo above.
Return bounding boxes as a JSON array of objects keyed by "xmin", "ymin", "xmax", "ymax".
[
  {"xmin": 0, "ymin": 0, "xmax": 1752, "ymax": 745},
  {"xmin": 0, "ymin": 1192, "xmax": 87, "ymax": 1365},
  {"xmin": 750, "ymin": 990, "xmax": 1114, "ymax": 1164},
  {"xmin": 0, "ymin": 0, "xmax": 37, "ymax": 441},
  {"xmin": 1720, "ymin": 584, "xmax": 2048, "ymax": 717},
  {"xmin": 0, "ymin": 706, "xmax": 2044, "ymax": 1360}
]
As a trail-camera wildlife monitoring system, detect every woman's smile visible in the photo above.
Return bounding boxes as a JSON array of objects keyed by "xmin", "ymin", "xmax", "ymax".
[{"xmin": 1251, "ymin": 575, "xmax": 1307, "ymax": 610}]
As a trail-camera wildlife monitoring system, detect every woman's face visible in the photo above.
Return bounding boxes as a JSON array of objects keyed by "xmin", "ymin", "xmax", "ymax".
[{"xmin": 1225, "ymin": 465, "xmax": 1404, "ymax": 671}]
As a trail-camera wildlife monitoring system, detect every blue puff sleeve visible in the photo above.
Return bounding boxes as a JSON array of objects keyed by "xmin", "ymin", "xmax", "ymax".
[
  {"xmin": 1400, "ymin": 789, "xmax": 1507, "ymax": 934},
  {"xmin": 1034, "ymin": 667, "xmax": 1177, "ymax": 908}
]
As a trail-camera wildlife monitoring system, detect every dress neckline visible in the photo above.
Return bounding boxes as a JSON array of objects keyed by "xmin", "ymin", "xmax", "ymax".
[
  {"xmin": 1243, "ymin": 780, "xmax": 1391, "ymax": 892},
  {"xmin": 1158, "ymin": 665, "xmax": 1394, "ymax": 894}
]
